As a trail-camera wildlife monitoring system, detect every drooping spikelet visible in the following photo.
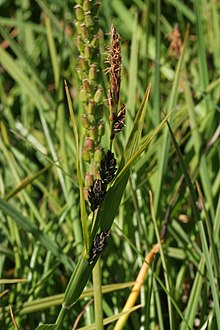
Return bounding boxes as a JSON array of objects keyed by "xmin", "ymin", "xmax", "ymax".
[{"xmin": 99, "ymin": 150, "xmax": 117, "ymax": 184}]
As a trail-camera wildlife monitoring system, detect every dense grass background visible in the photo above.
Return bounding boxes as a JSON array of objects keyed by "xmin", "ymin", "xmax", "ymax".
[{"xmin": 0, "ymin": 0, "xmax": 219, "ymax": 329}]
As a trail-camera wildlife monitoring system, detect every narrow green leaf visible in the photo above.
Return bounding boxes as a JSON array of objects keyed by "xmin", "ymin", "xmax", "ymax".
[
  {"xmin": 167, "ymin": 121, "xmax": 200, "ymax": 221},
  {"xmin": 150, "ymin": 191, "xmax": 174, "ymax": 330},
  {"xmin": 196, "ymin": 182, "xmax": 219, "ymax": 277},
  {"xmin": 0, "ymin": 46, "xmax": 69, "ymax": 204},
  {"xmin": 168, "ymin": 0, "xmax": 196, "ymax": 23},
  {"xmin": 78, "ymin": 304, "xmax": 143, "ymax": 330},
  {"xmin": 35, "ymin": 325, "xmax": 56, "ymax": 330},
  {"xmin": 53, "ymin": 255, "xmax": 94, "ymax": 329},
  {"xmin": 126, "ymin": 14, "xmax": 139, "ymax": 136},
  {"xmin": 5, "ymin": 164, "xmax": 51, "ymax": 201},
  {"xmin": 45, "ymin": 16, "xmax": 59, "ymax": 90},
  {"xmin": 197, "ymin": 223, "xmax": 220, "ymax": 328},
  {"xmin": 0, "ymin": 279, "xmax": 27, "ymax": 284},
  {"xmin": 179, "ymin": 257, "xmax": 205, "ymax": 330},
  {"xmin": 124, "ymin": 84, "xmax": 151, "ymax": 163},
  {"xmin": 116, "ymin": 109, "xmax": 172, "ymax": 185},
  {"xmin": 0, "ymin": 24, "xmax": 55, "ymax": 108},
  {"xmin": 153, "ymin": 25, "xmax": 189, "ymax": 214},
  {"xmin": 18, "ymin": 282, "xmax": 134, "ymax": 315},
  {"xmin": 93, "ymin": 260, "xmax": 104, "ymax": 330},
  {"xmin": 168, "ymin": 123, "xmax": 220, "ymax": 329},
  {"xmin": 184, "ymin": 72, "xmax": 215, "ymax": 221},
  {"xmin": 213, "ymin": 194, "xmax": 220, "ymax": 244},
  {"xmin": 64, "ymin": 80, "xmax": 88, "ymax": 254},
  {"xmin": 0, "ymin": 198, "xmax": 70, "ymax": 269},
  {"xmin": 0, "ymin": 46, "xmax": 48, "ymax": 109},
  {"xmin": 153, "ymin": 0, "xmax": 161, "ymax": 125},
  {"xmin": 194, "ymin": 1, "xmax": 209, "ymax": 93},
  {"xmin": 111, "ymin": 0, "xmax": 141, "ymax": 37}
]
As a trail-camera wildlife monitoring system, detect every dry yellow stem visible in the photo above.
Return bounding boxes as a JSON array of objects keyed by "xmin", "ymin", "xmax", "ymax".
[{"xmin": 114, "ymin": 243, "xmax": 160, "ymax": 330}]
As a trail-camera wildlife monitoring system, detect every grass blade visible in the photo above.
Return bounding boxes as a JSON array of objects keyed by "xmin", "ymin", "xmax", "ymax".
[
  {"xmin": 0, "ymin": 198, "xmax": 70, "ymax": 269},
  {"xmin": 153, "ymin": 25, "xmax": 189, "ymax": 215}
]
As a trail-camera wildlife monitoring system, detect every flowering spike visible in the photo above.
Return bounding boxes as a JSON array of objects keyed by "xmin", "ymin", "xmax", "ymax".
[
  {"xmin": 105, "ymin": 25, "xmax": 121, "ymax": 106},
  {"xmin": 88, "ymin": 179, "xmax": 106, "ymax": 212},
  {"xmin": 88, "ymin": 230, "xmax": 110, "ymax": 264},
  {"xmin": 99, "ymin": 150, "xmax": 117, "ymax": 184},
  {"xmin": 113, "ymin": 104, "xmax": 126, "ymax": 133}
]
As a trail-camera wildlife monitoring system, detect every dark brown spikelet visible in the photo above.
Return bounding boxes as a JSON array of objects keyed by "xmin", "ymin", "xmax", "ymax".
[
  {"xmin": 88, "ymin": 230, "xmax": 110, "ymax": 264},
  {"xmin": 105, "ymin": 25, "xmax": 121, "ymax": 106},
  {"xmin": 88, "ymin": 179, "xmax": 106, "ymax": 212},
  {"xmin": 113, "ymin": 103, "xmax": 126, "ymax": 133},
  {"xmin": 100, "ymin": 150, "xmax": 117, "ymax": 184}
]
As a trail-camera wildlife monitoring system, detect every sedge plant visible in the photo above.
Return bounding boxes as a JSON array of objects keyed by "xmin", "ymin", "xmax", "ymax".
[{"xmin": 33, "ymin": 2, "xmax": 171, "ymax": 329}]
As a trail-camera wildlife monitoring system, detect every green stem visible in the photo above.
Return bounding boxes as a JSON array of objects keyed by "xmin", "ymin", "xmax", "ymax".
[
  {"xmin": 55, "ymin": 307, "xmax": 66, "ymax": 330},
  {"xmin": 153, "ymin": 0, "xmax": 160, "ymax": 125},
  {"xmin": 55, "ymin": 254, "xmax": 94, "ymax": 329},
  {"xmin": 92, "ymin": 259, "xmax": 104, "ymax": 330}
]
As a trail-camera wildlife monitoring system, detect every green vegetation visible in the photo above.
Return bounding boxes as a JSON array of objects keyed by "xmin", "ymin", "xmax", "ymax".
[{"xmin": 0, "ymin": 1, "xmax": 219, "ymax": 329}]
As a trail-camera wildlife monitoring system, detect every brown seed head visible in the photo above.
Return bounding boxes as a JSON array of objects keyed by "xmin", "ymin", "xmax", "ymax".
[
  {"xmin": 105, "ymin": 25, "xmax": 121, "ymax": 106},
  {"xmin": 168, "ymin": 24, "xmax": 182, "ymax": 58}
]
